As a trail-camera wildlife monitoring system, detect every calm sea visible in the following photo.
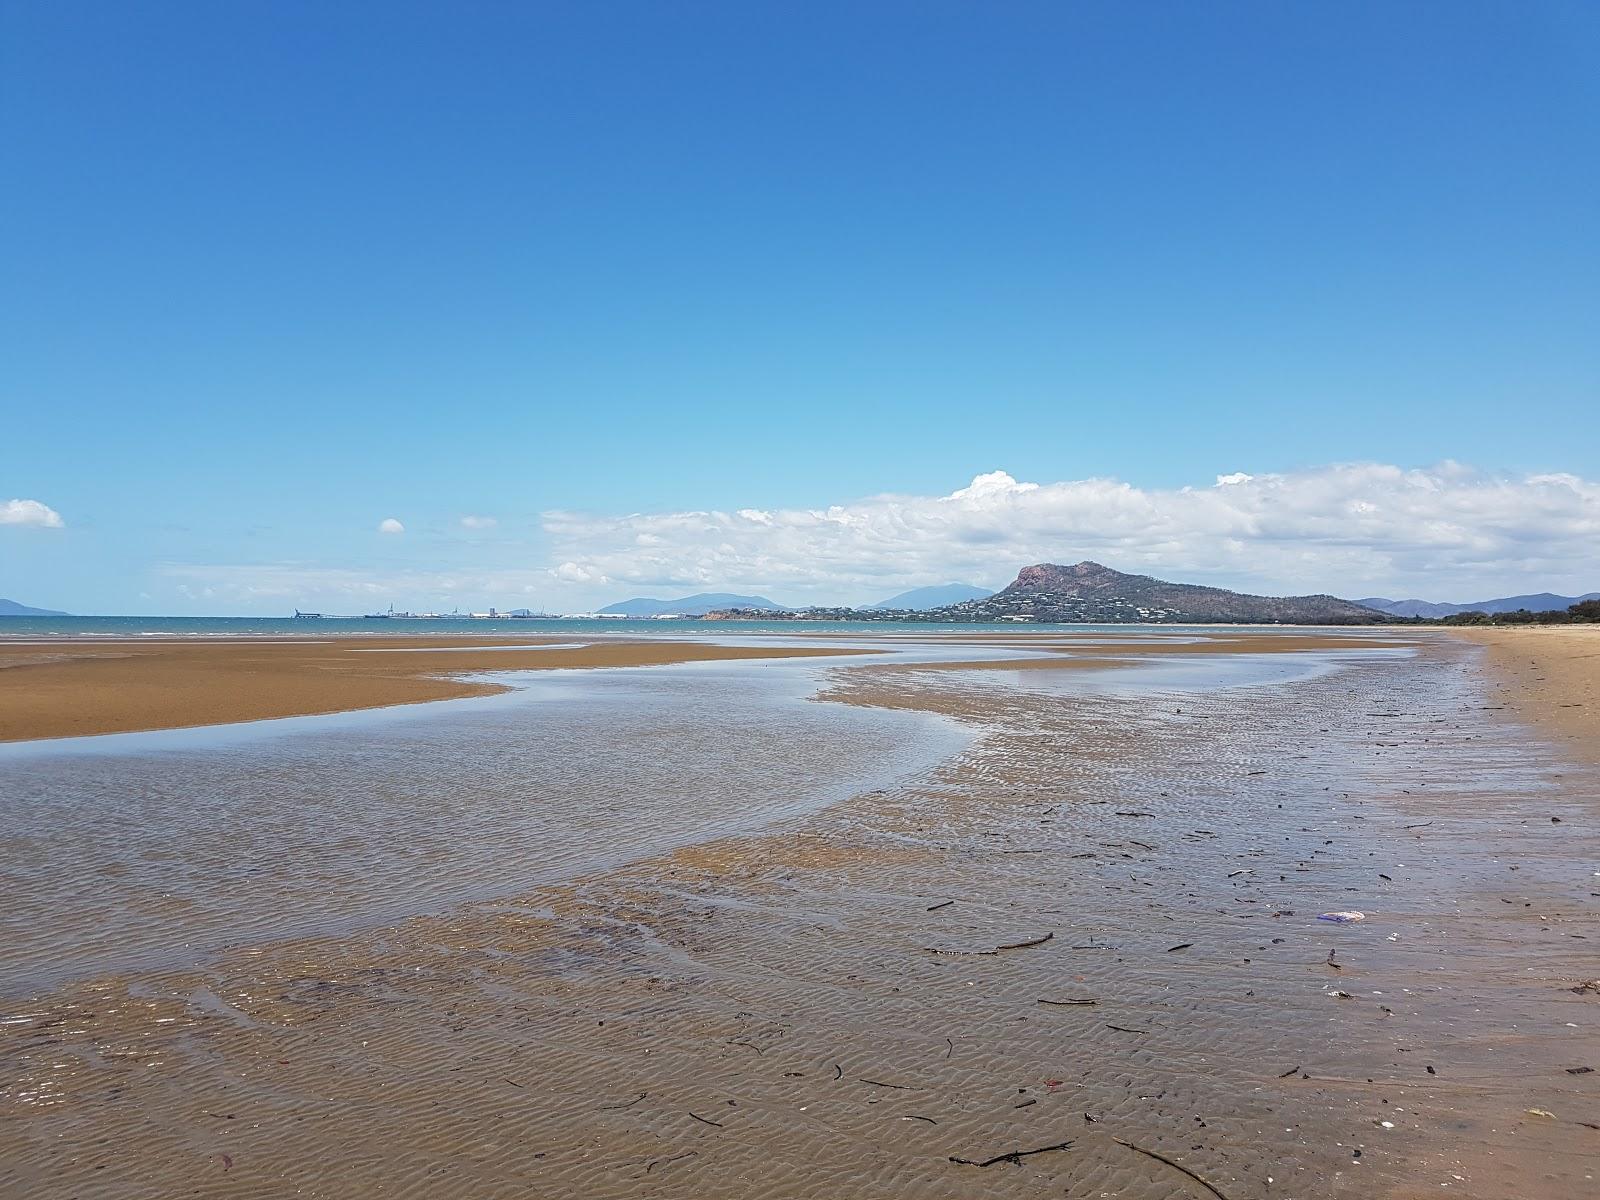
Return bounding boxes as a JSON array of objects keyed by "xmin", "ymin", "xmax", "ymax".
[{"xmin": 0, "ymin": 614, "xmax": 1151, "ymax": 638}]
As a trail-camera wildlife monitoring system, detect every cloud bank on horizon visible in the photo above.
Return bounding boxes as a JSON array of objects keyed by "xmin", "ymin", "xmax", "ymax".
[
  {"xmin": 539, "ymin": 463, "xmax": 1600, "ymax": 602},
  {"xmin": 149, "ymin": 462, "xmax": 1599, "ymax": 611}
]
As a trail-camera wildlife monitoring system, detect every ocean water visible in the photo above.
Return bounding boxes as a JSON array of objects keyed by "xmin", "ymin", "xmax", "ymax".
[{"xmin": 0, "ymin": 614, "xmax": 1340, "ymax": 639}]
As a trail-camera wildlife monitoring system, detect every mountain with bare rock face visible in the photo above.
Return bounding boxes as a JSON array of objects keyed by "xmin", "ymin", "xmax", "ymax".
[{"xmin": 931, "ymin": 561, "xmax": 1385, "ymax": 624}]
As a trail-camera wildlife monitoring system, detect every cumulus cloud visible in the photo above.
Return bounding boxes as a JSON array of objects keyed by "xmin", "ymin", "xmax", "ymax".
[
  {"xmin": 553, "ymin": 561, "xmax": 607, "ymax": 584},
  {"xmin": 162, "ymin": 463, "xmax": 1600, "ymax": 611},
  {"xmin": 1, "ymin": 498, "xmax": 64, "ymax": 528},
  {"xmin": 460, "ymin": 515, "xmax": 497, "ymax": 530},
  {"xmin": 539, "ymin": 464, "xmax": 1600, "ymax": 601},
  {"xmin": 377, "ymin": 517, "xmax": 405, "ymax": 535}
]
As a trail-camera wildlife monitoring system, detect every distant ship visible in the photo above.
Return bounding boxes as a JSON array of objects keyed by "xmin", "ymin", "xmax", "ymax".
[{"xmin": 293, "ymin": 610, "xmax": 323, "ymax": 619}]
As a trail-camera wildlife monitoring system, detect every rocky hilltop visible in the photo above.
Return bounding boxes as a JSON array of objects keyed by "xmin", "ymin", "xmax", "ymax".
[
  {"xmin": 933, "ymin": 561, "xmax": 1384, "ymax": 624},
  {"xmin": 707, "ymin": 561, "xmax": 1387, "ymax": 624}
]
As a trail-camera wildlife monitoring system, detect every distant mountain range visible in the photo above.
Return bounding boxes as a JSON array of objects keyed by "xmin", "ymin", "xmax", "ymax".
[
  {"xmin": 865, "ymin": 583, "xmax": 993, "ymax": 611},
  {"xmin": 596, "ymin": 592, "xmax": 785, "ymax": 617},
  {"xmin": 1357, "ymin": 592, "xmax": 1600, "ymax": 619},
  {"xmin": 0, "ymin": 598, "xmax": 68, "ymax": 617}
]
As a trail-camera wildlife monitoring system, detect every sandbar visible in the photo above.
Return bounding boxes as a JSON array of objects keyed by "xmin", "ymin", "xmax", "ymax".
[{"xmin": 0, "ymin": 636, "xmax": 864, "ymax": 742}]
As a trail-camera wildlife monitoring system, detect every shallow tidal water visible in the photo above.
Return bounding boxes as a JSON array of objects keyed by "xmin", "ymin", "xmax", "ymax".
[{"xmin": 0, "ymin": 653, "xmax": 971, "ymax": 995}]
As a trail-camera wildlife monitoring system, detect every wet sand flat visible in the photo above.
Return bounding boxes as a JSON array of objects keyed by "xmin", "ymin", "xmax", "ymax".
[
  {"xmin": 0, "ymin": 627, "xmax": 1406, "ymax": 743},
  {"xmin": 0, "ymin": 636, "xmax": 868, "ymax": 742},
  {"xmin": 1, "ymin": 630, "xmax": 1596, "ymax": 1199}
]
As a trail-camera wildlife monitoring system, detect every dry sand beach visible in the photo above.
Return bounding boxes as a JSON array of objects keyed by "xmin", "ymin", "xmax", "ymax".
[
  {"xmin": 1455, "ymin": 627, "xmax": 1600, "ymax": 760},
  {"xmin": 1, "ymin": 627, "xmax": 1596, "ymax": 1199}
]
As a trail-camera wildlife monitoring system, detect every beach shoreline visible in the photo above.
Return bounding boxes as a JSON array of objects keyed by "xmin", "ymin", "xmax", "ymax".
[
  {"xmin": 2, "ymin": 630, "xmax": 1594, "ymax": 1198},
  {"xmin": 1448, "ymin": 626, "xmax": 1600, "ymax": 765}
]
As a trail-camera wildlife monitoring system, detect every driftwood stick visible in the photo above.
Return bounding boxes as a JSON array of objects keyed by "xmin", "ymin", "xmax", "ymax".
[
  {"xmin": 995, "ymin": 932, "xmax": 1054, "ymax": 951},
  {"xmin": 927, "ymin": 931, "xmax": 1055, "ymax": 956},
  {"xmin": 1111, "ymin": 1136, "xmax": 1230, "ymax": 1199},
  {"xmin": 949, "ymin": 1139, "xmax": 1074, "ymax": 1167},
  {"xmin": 645, "ymin": 1150, "xmax": 697, "ymax": 1174}
]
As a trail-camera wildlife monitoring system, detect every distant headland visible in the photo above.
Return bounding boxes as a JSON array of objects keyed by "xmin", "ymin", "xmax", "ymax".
[{"xmin": 704, "ymin": 561, "xmax": 1386, "ymax": 625}]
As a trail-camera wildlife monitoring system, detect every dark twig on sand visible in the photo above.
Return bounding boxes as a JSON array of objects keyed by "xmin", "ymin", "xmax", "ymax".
[
  {"xmin": 1038, "ymin": 997, "xmax": 1098, "ymax": 1006},
  {"xmin": 927, "ymin": 931, "xmax": 1054, "ymax": 956},
  {"xmin": 949, "ymin": 1139, "xmax": 1074, "ymax": 1167},
  {"xmin": 901, "ymin": 1114, "xmax": 939, "ymax": 1124},
  {"xmin": 1106, "ymin": 1024, "xmax": 1150, "ymax": 1035},
  {"xmin": 995, "ymin": 932, "xmax": 1054, "ymax": 951},
  {"xmin": 926, "ymin": 900, "xmax": 955, "ymax": 912},
  {"xmin": 1111, "ymin": 1136, "xmax": 1230, "ymax": 1199},
  {"xmin": 598, "ymin": 1091, "xmax": 647, "ymax": 1111},
  {"xmin": 859, "ymin": 1078, "xmax": 919, "ymax": 1090},
  {"xmin": 687, "ymin": 1111, "xmax": 724, "ymax": 1128},
  {"xmin": 646, "ymin": 1150, "xmax": 697, "ymax": 1174}
]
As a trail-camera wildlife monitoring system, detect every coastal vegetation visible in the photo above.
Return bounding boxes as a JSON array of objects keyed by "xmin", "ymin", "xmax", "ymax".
[{"xmin": 1433, "ymin": 599, "xmax": 1600, "ymax": 626}]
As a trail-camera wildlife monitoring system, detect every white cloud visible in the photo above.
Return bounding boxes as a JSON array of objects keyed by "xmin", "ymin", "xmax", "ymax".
[
  {"xmin": 460, "ymin": 515, "xmax": 498, "ymax": 530},
  {"xmin": 377, "ymin": 517, "xmax": 405, "ymax": 535},
  {"xmin": 949, "ymin": 470, "xmax": 1039, "ymax": 501},
  {"xmin": 553, "ymin": 561, "xmax": 606, "ymax": 584},
  {"xmin": 538, "ymin": 464, "xmax": 1600, "ymax": 601},
  {"xmin": 1, "ymin": 498, "xmax": 64, "ymax": 528},
  {"xmin": 160, "ymin": 463, "xmax": 1600, "ymax": 611}
]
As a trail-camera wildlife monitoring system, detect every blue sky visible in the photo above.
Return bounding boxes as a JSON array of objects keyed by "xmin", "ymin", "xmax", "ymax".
[{"xmin": 3, "ymin": 2, "xmax": 1597, "ymax": 613}]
